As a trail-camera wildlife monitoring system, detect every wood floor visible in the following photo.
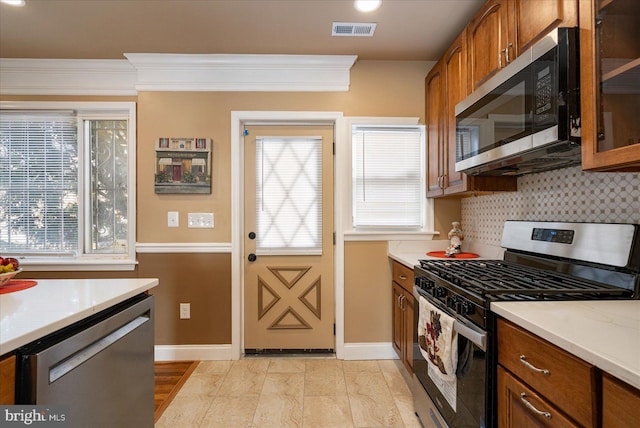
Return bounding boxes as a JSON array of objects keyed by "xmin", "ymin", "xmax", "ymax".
[{"xmin": 154, "ymin": 361, "xmax": 198, "ymax": 422}]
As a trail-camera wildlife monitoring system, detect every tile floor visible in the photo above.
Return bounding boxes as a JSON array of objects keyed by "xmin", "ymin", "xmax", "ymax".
[{"xmin": 155, "ymin": 358, "xmax": 424, "ymax": 427}]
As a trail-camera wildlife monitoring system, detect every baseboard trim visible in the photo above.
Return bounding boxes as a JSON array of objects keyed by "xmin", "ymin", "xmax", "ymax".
[
  {"xmin": 154, "ymin": 344, "xmax": 233, "ymax": 361},
  {"xmin": 342, "ymin": 342, "xmax": 399, "ymax": 360},
  {"xmin": 155, "ymin": 343, "xmax": 397, "ymax": 361}
]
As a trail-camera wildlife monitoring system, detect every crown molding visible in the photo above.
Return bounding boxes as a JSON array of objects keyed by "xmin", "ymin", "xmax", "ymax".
[
  {"xmin": 0, "ymin": 58, "xmax": 138, "ymax": 96},
  {"xmin": 0, "ymin": 54, "xmax": 358, "ymax": 95},
  {"xmin": 123, "ymin": 53, "xmax": 358, "ymax": 92}
]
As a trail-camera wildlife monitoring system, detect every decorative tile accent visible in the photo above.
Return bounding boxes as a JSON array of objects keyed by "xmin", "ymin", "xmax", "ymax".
[{"xmin": 461, "ymin": 166, "xmax": 640, "ymax": 246}]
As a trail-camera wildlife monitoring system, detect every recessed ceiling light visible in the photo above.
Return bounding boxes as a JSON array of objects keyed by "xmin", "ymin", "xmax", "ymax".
[
  {"xmin": 1, "ymin": 0, "xmax": 26, "ymax": 6},
  {"xmin": 354, "ymin": 0, "xmax": 381, "ymax": 13}
]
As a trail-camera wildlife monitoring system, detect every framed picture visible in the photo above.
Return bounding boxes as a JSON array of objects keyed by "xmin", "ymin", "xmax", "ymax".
[{"xmin": 154, "ymin": 137, "xmax": 212, "ymax": 194}]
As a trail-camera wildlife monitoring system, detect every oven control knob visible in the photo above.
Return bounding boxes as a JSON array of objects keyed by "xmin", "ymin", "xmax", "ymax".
[
  {"xmin": 457, "ymin": 301, "xmax": 475, "ymax": 315},
  {"xmin": 446, "ymin": 295, "xmax": 457, "ymax": 309},
  {"xmin": 434, "ymin": 287, "xmax": 447, "ymax": 297}
]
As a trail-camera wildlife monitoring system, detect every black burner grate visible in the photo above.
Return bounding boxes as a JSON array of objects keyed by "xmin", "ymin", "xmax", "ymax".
[{"xmin": 418, "ymin": 259, "xmax": 633, "ymax": 299}]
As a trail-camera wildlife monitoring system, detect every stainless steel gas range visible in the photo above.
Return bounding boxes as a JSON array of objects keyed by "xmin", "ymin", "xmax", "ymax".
[{"xmin": 412, "ymin": 221, "xmax": 640, "ymax": 428}]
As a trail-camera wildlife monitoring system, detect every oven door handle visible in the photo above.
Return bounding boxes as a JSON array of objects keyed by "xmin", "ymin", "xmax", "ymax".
[
  {"xmin": 453, "ymin": 320, "xmax": 487, "ymax": 352},
  {"xmin": 415, "ymin": 287, "xmax": 487, "ymax": 352}
]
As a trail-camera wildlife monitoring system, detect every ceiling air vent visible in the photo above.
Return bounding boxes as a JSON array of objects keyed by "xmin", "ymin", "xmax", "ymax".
[{"xmin": 332, "ymin": 22, "xmax": 377, "ymax": 37}]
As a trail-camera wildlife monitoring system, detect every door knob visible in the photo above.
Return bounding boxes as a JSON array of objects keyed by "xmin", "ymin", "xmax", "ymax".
[{"xmin": 248, "ymin": 253, "xmax": 257, "ymax": 262}]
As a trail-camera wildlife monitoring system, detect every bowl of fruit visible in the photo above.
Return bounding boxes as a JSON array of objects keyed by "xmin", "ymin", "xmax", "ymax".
[{"xmin": 0, "ymin": 257, "xmax": 21, "ymax": 286}]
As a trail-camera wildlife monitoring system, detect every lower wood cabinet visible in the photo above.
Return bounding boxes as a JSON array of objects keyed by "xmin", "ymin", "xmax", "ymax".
[
  {"xmin": 497, "ymin": 318, "xmax": 597, "ymax": 427},
  {"xmin": 602, "ymin": 373, "xmax": 640, "ymax": 427},
  {"xmin": 498, "ymin": 317, "xmax": 640, "ymax": 428},
  {"xmin": 497, "ymin": 365, "xmax": 579, "ymax": 427},
  {"xmin": 0, "ymin": 354, "xmax": 16, "ymax": 405},
  {"xmin": 391, "ymin": 260, "xmax": 414, "ymax": 374}
]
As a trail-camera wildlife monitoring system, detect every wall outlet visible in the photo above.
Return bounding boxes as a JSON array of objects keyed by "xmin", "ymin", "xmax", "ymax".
[
  {"xmin": 179, "ymin": 303, "xmax": 190, "ymax": 319},
  {"xmin": 188, "ymin": 213, "xmax": 214, "ymax": 228},
  {"xmin": 168, "ymin": 211, "xmax": 179, "ymax": 228}
]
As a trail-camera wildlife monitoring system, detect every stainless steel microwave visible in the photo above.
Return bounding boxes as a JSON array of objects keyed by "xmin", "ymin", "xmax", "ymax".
[{"xmin": 455, "ymin": 28, "xmax": 581, "ymax": 176}]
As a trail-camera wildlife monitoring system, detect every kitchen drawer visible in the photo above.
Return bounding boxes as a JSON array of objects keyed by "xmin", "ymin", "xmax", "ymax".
[
  {"xmin": 392, "ymin": 261, "xmax": 414, "ymax": 292},
  {"xmin": 497, "ymin": 319, "xmax": 597, "ymax": 428},
  {"xmin": 497, "ymin": 365, "xmax": 579, "ymax": 428},
  {"xmin": 602, "ymin": 373, "xmax": 640, "ymax": 427}
]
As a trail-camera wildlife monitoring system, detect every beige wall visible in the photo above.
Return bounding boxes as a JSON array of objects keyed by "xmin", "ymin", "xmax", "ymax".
[
  {"xmin": 344, "ymin": 241, "xmax": 393, "ymax": 342},
  {"xmin": 3, "ymin": 59, "xmax": 462, "ymax": 347}
]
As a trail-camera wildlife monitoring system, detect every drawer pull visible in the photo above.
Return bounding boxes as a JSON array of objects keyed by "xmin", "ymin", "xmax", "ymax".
[
  {"xmin": 520, "ymin": 392, "xmax": 551, "ymax": 419},
  {"xmin": 399, "ymin": 274, "xmax": 407, "ymax": 280},
  {"xmin": 520, "ymin": 355, "xmax": 550, "ymax": 376}
]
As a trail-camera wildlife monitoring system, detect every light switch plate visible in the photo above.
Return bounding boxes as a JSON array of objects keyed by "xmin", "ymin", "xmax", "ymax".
[
  {"xmin": 188, "ymin": 213, "xmax": 214, "ymax": 228},
  {"xmin": 179, "ymin": 303, "xmax": 190, "ymax": 319},
  {"xmin": 168, "ymin": 211, "xmax": 179, "ymax": 227}
]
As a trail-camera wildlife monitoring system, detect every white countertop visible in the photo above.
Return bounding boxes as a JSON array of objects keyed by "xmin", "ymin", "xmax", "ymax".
[
  {"xmin": 388, "ymin": 240, "xmax": 505, "ymax": 268},
  {"xmin": 492, "ymin": 300, "xmax": 640, "ymax": 390},
  {"xmin": 0, "ymin": 278, "xmax": 159, "ymax": 355}
]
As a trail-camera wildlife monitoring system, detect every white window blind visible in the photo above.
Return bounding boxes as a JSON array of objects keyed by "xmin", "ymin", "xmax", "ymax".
[
  {"xmin": 256, "ymin": 137, "xmax": 322, "ymax": 255},
  {"xmin": 352, "ymin": 125, "xmax": 424, "ymax": 228},
  {"xmin": 0, "ymin": 113, "xmax": 79, "ymax": 254}
]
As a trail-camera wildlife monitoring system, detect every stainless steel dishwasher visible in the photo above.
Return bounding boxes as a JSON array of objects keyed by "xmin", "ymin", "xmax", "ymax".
[{"xmin": 16, "ymin": 294, "xmax": 154, "ymax": 428}]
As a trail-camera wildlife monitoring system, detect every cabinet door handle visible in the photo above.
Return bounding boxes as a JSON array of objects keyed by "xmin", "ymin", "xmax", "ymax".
[
  {"xmin": 400, "ymin": 295, "xmax": 406, "ymax": 311},
  {"xmin": 499, "ymin": 49, "xmax": 505, "ymax": 68},
  {"xmin": 520, "ymin": 393, "xmax": 552, "ymax": 419},
  {"xmin": 519, "ymin": 355, "xmax": 550, "ymax": 376},
  {"xmin": 505, "ymin": 42, "xmax": 513, "ymax": 64},
  {"xmin": 399, "ymin": 274, "xmax": 407, "ymax": 280}
]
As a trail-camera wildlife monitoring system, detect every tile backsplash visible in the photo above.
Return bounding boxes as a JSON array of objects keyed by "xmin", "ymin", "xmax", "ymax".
[{"xmin": 461, "ymin": 166, "xmax": 640, "ymax": 246}]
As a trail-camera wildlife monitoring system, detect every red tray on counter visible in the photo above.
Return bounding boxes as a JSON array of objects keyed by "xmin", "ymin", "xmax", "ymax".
[
  {"xmin": 0, "ymin": 280, "xmax": 38, "ymax": 294},
  {"xmin": 426, "ymin": 251, "xmax": 479, "ymax": 259}
]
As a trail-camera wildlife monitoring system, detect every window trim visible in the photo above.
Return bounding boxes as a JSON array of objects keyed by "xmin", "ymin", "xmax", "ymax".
[
  {"xmin": 0, "ymin": 101, "xmax": 137, "ymax": 271},
  {"xmin": 343, "ymin": 117, "xmax": 435, "ymax": 239}
]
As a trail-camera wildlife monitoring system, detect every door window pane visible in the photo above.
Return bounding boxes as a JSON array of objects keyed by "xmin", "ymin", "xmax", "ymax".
[{"xmin": 256, "ymin": 137, "xmax": 322, "ymax": 255}]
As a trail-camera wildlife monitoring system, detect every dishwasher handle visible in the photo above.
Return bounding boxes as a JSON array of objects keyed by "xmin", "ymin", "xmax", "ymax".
[{"xmin": 49, "ymin": 315, "xmax": 150, "ymax": 383}]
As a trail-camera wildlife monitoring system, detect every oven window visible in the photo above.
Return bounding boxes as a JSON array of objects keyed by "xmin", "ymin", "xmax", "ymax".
[{"xmin": 414, "ymin": 331, "xmax": 488, "ymax": 427}]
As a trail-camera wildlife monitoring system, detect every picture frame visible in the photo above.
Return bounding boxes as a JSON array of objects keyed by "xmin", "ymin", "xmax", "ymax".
[{"xmin": 154, "ymin": 137, "xmax": 212, "ymax": 194}]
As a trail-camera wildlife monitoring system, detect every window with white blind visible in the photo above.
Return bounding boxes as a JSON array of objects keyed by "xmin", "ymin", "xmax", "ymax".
[
  {"xmin": 256, "ymin": 137, "xmax": 322, "ymax": 255},
  {"xmin": 0, "ymin": 102, "xmax": 136, "ymax": 270},
  {"xmin": 352, "ymin": 125, "xmax": 425, "ymax": 229}
]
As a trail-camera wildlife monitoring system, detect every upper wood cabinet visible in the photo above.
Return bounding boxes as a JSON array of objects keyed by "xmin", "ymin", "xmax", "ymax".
[
  {"xmin": 443, "ymin": 30, "xmax": 470, "ymax": 195},
  {"xmin": 425, "ymin": 59, "xmax": 445, "ymax": 197},
  {"xmin": 467, "ymin": 0, "xmax": 577, "ymax": 91},
  {"xmin": 467, "ymin": 0, "xmax": 512, "ymax": 90},
  {"xmin": 579, "ymin": 0, "xmax": 640, "ymax": 171},
  {"xmin": 426, "ymin": 29, "xmax": 517, "ymax": 198}
]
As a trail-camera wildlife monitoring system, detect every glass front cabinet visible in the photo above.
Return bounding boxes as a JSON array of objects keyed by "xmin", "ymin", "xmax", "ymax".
[{"xmin": 580, "ymin": 0, "xmax": 640, "ymax": 171}]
